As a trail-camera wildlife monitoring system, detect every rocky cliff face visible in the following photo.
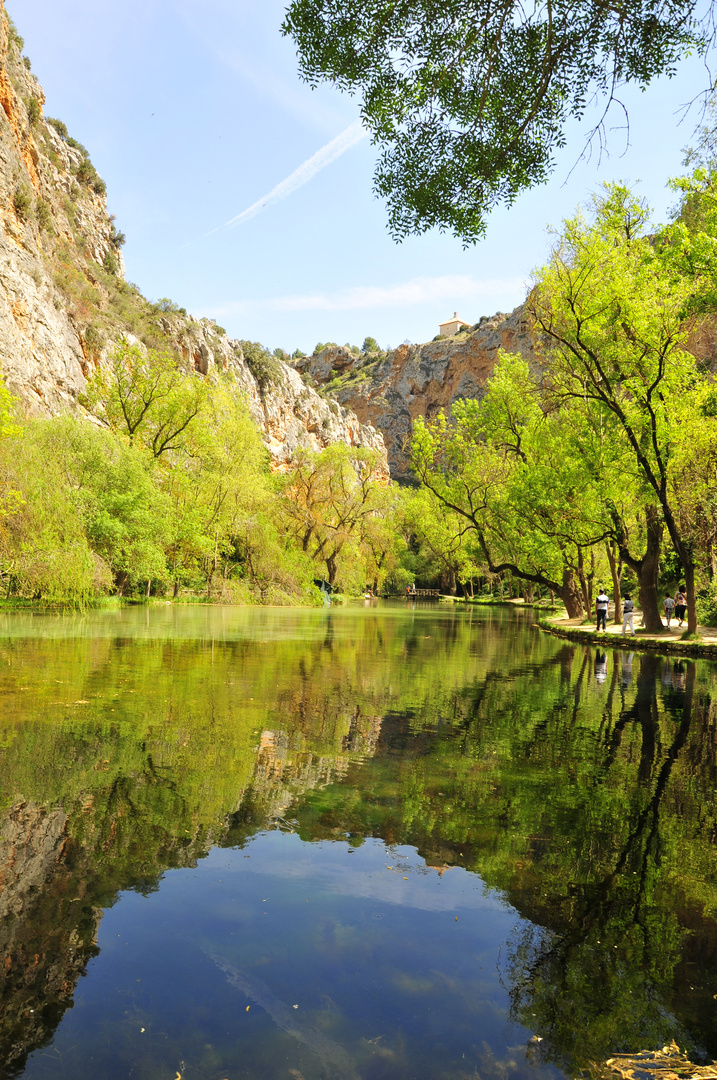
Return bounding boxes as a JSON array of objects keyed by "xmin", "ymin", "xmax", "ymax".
[
  {"xmin": 0, "ymin": 3, "xmax": 386, "ymax": 472},
  {"xmin": 295, "ymin": 306, "xmax": 537, "ymax": 478}
]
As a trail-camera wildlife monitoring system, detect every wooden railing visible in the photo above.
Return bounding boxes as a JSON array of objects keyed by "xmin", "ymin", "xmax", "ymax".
[{"xmin": 388, "ymin": 589, "xmax": 441, "ymax": 598}]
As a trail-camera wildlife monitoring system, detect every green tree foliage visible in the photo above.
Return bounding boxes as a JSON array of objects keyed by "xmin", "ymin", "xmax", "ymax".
[
  {"xmin": 531, "ymin": 184, "xmax": 707, "ymax": 631},
  {"xmin": 282, "ymin": 0, "xmax": 713, "ymax": 242},
  {"xmin": 410, "ymin": 352, "xmax": 619, "ymax": 616},
  {"xmin": 81, "ymin": 338, "xmax": 210, "ymax": 458},
  {"xmin": 280, "ymin": 444, "xmax": 395, "ymax": 589}
]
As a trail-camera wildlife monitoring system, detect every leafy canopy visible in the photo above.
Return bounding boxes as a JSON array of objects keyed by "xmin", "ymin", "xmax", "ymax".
[{"xmin": 283, "ymin": 0, "xmax": 713, "ymax": 243}]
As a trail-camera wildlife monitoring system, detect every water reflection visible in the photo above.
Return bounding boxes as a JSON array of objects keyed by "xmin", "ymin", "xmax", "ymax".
[{"xmin": 0, "ymin": 605, "xmax": 716, "ymax": 1078}]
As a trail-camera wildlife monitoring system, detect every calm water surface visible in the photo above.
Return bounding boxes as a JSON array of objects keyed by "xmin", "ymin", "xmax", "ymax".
[{"xmin": 1, "ymin": 602, "xmax": 717, "ymax": 1080}]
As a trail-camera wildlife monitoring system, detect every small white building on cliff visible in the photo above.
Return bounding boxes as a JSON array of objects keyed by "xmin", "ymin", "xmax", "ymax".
[{"xmin": 439, "ymin": 312, "xmax": 471, "ymax": 336}]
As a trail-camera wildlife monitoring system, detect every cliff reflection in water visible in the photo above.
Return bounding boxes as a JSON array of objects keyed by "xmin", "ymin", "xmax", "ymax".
[{"xmin": 0, "ymin": 606, "xmax": 717, "ymax": 1078}]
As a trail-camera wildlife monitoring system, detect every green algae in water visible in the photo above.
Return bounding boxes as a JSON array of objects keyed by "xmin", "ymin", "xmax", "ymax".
[{"xmin": 1, "ymin": 605, "xmax": 717, "ymax": 1079}]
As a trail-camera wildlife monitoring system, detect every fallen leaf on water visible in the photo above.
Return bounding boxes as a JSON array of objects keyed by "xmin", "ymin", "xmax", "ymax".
[
  {"xmin": 246, "ymin": 1005, "xmax": 250, "ymax": 1012},
  {"xmin": 293, "ymin": 1004, "xmax": 299, "ymax": 1009}
]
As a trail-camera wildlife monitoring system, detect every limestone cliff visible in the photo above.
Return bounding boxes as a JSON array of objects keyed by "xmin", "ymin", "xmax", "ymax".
[
  {"xmin": 295, "ymin": 306, "xmax": 536, "ymax": 478},
  {"xmin": 0, "ymin": 3, "xmax": 386, "ymax": 472}
]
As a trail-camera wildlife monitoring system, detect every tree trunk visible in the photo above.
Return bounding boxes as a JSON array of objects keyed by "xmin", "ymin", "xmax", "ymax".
[
  {"xmin": 577, "ymin": 549, "xmax": 590, "ymax": 613},
  {"xmin": 146, "ymin": 579, "xmax": 151, "ymax": 598},
  {"xmin": 618, "ymin": 506, "xmax": 663, "ymax": 632},
  {"xmin": 606, "ymin": 541, "xmax": 623, "ymax": 623},
  {"xmin": 173, "ymin": 579, "xmax": 179, "ymax": 598},
  {"xmin": 557, "ymin": 568, "xmax": 584, "ymax": 619},
  {"xmin": 684, "ymin": 560, "xmax": 697, "ymax": 634}
]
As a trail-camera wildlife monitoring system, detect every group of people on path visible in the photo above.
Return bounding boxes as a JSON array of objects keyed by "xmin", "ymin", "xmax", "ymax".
[{"xmin": 595, "ymin": 585, "xmax": 688, "ymax": 636}]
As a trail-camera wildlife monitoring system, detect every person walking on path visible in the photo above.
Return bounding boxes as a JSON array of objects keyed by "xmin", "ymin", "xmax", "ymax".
[
  {"xmin": 674, "ymin": 585, "xmax": 687, "ymax": 627},
  {"xmin": 663, "ymin": 593, "xmax": 676, "ymax": 628},
  {"xmin": 622, "ymin": 595, "xmax": 635, "ymax": 636},
  {"xmin": 595, "ymin": 588, "xmax": 609, "ymax": 632}
]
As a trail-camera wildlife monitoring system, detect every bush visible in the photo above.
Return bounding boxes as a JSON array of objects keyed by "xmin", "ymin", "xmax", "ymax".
[
  {"xmin": 240, "ymin": 341, "xmax": 284, "ymax": 391},
  {"xmin": 155, "ymin": 298, "xmax": 182, "ymax": 314},
  {"xmin": 13, "ymin": 184, "xmax": 32, "ymax": 220},
  {"xmin": 26, "ymin": 98, "xmax": 40, "ymax": 125},
  {"xmin": 35, "ymin": 199, "xmax": 53, "ymax": 232},
  {"xmin": 7, "ymin": 16, "xmax": 23, "ymax": 50},
  {"xmin": 696, "ymin": 588, "xmax": 717, "ymax": 626},
  {"xmin": 22, "ymin": 56, "xmax": 31, "ymax": 70},
  {"xmin": 83, "ymin": 324, "xmax": 105, "ymax": 358},
  {"xmin": 103, "ymin": 251, "xmax": 119, "ymax": 275},
  {"xmin": 46, "ymin": 117, "xmax": 68, "ymax": 140},
  {"xmin": 66, "ymin": 136, "xmax": 89, "ymax": 157}
]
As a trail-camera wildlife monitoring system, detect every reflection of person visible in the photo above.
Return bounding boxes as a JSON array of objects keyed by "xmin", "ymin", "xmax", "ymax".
[
  {"xmin": 663, "ymin": 593, "xmax": 675, "ymax": 628},
  {"xmin": 621, "ymin": 595, "xmax": 635, "ymax": 636},
  {"xmin": 620, "ymin": 652, "xmax": 634, "ymax": 688},
  {"xmin": 595, "ymin": 649, "xmax": 608, "ymax": 684},
  {"xmin": 674, "ymin": 585, "xmax": 687, "ymax": 627},
  {"xmin": 672, "ymin": 660, "xmax": 686, "ymax": 691},
  {"xmin": 662, "ymin": 659, "xmax": 674, "ymax": 688},
  {"xmin": 595, "ymin": 588, "xmax": 609, "ymax": 632}
]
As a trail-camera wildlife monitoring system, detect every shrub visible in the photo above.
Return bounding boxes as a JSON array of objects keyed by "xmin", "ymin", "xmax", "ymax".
[
  {"xmin": 83, "ymin": 324, "xmax": 105, "ymax": 358},
  {"xmin": 240, "ymin": 341, "xmax": 283, "ymax": 391},
  {"xmin": 155, "ymin": 298, "xmax": 182, "ymax": 313},
  {"xmin": 696, "ymin": 588, "xmax": 717, "ymax": 627},
  {"xmin": 46, "ymin": 117, "xmax": 68, "ymax": 140},
  {"xmin": 13, "ymin": 184, "xmax": 32, "ymax": 220},
  {"xmin": 26, "ymin": 98, "xmax": 40, "ymax": 125},
  {"xmin": 102, "ymin": 251, "xmax": 119, "ymax": 275},
  {"xmin": 7, "ymin": 16, "xmax": 23, "ymax": 50},
  {"xmin": 35, "ymin": 199, "xmax": 53, "ymax": 232},
  {"xmin": 67, "ymin": 136, "xmax": 89, "ymax": 157},
  {"xmin": 22, "ymin": 56, "xmax": 31, "ymax": 70}
]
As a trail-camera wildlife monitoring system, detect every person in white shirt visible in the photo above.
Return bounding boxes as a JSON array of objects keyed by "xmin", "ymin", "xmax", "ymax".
[
  {"xmin": 621, "ymin": 595, "xmax": 635, "ymax": 636},
  {"xmin": 595, "ymin": 589, "xmax": 609, "ymax": 631}
]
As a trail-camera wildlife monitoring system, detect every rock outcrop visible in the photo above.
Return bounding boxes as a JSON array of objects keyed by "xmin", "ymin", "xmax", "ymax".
[
  {"xmin": 0, "ymin": 3, "xmax": 386, "ymax": 472},
  {"xmin": 295, "ymin": 306, "xmax": 536, "ymax": 478}
]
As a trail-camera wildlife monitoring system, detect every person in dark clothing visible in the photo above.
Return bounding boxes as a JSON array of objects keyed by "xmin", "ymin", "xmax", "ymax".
[{"xmin": 595, "ymin": 588, "xmax": 609, "ymax": 631}]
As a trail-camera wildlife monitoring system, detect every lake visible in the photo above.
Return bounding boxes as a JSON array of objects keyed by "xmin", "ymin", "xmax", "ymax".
[{"xmin": 1, "ymin": 602, "xmax": 716, "ymax": 1080}]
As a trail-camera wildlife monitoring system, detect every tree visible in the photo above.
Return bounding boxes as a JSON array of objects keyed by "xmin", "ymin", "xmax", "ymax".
[
  {"xmin": 35, "ymin": 418, "xmax": 169, "ymax": 596},
  {"xmin": 404, "ymin": 487, "xmax": 483, "ymax": 595},
  {"xmin": 281, "ymin": 444, "xmax": 387, "ymax": 588},
  {"xmin": 283, "ymin": 0, "xmax": 712, "ymax": 243},
  {"xmin": 81, "ymin": 338, "xmax": 209, "ymax": 458},
  {"xmin": 532, "ymin": 184, "xmax": 704, "ymax": 632},
  {"xmin": 410, "ymin": 352, "xmax": 618, "ymax": 617}
]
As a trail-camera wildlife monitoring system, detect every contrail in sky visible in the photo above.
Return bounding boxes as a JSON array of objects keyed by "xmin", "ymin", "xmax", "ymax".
[{"xmin": 202, "ymin": 119, "xmax": 367, "ymax": 239}]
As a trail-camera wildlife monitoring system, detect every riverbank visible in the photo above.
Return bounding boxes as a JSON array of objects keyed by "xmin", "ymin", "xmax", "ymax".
[{"xmin": 539, "ymin": 613, "xmax": 717, "ymax": 659}]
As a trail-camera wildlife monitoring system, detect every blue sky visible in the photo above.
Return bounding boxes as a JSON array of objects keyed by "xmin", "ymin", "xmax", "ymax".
[{"xmin": 13, "ymin": 0, "xmax": 716, "ymax": 353}]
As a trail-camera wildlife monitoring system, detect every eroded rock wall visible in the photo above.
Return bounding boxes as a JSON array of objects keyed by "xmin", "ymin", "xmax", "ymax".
[
  {"xmin": 0, "ymin": 1, "xmax": 386, "ymax": 472},
  {"xmin": 296, "ymin": 306, "xmax": 537, "ymax": 478}
]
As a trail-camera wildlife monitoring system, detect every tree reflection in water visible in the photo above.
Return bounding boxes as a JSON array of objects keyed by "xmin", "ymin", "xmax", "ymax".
[{"xmin": 0, "ymin": 607, "xmax": 716, "ymax": 1078}]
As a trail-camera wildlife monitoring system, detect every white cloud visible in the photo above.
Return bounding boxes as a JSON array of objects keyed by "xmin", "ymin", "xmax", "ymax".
[
  {"xmin": 204, "ymin": 274, "xmax": 527, "ymax": 319},
  {"xmin": 202, "ymin": 119, "xmax": 367, "ymax": 238}
]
